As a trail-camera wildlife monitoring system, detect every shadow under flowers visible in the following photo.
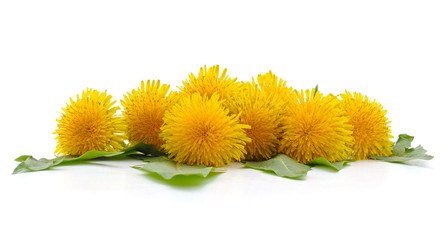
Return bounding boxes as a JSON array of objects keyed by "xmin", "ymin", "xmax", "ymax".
[{"xmin": 140, "ymin": 172, "xmax": 223, "ymax": 189}]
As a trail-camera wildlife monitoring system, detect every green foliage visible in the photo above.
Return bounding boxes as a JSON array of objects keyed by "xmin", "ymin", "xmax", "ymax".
[
  {"xmin": 372, "ymin": 134, "xmax": 433, "ymax": 163},
  {"xmin": 306, "ymin": 158, "xmax": 352, "ymax": 171},
  {"xmin": 243, "ymin": 154, "xmax": 311, "ymax": 179},
  {"xmin": 313, "ymin": 84, "xmax": 319, "ymax": 98},
  {"xmin": 122, "ymin": 141, "xmax": 166, "ymax": 156},
  {"xmin": 12, "ymin": 141, "xmax": 164, "ymax": 174},
  {"xmin": 132, "ymin": 157, "xmax": 216, "ymax": 180},
  {"xmin": 13, "ymin": 156, "xmax": 54, "ymax": 174}
]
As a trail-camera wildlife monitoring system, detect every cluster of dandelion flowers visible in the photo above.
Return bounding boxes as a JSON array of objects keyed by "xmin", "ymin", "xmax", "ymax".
[
  {"xmin": 340, "ymin": 91, "xmax": 393, "ymax": 160},
  {"xmin": 178, "ymin": 65, "xmax": 241, "ymax": 106},
  {"xmin": 230, "ymin": 82, "xmax": 283, "ymax": 161},
  {"xmin": 160, "ymin": 93, "xmax": 251, "ymax": 167},
  {"xmin": 279, "ymin": 89, "xmax": 354, "ymax": 163},
  {"xmin": 121, "ymin": 80, "xmax": 170, "ymax": 150},
  {"xmin": 54, "ymin": 89, "xmax": 125, "ymax": 156}
]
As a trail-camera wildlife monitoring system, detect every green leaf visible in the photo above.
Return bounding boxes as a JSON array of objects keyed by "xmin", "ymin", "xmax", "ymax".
[
  {"xmin": 23, "ymin": 157, "xmax": 54, "ymax": 170},
  {"xmin": 12, "ymin": 140, "xmax": 167, "ymax": 174},
  {"xmin": 242, "ymin": 154, "xmax": 311, "ymax": 179},
  {"xmin": 12, "ymin": 162, "xmax": 31, "ymax": 174},
  {"xmin": 372, "ymin": 134, "xmax": 433, "ymax": 163},
  {"xmin": 12, "ymin": 151, "xmax": 128, "ymax": 174},
  {"xmin": 52, "ymin": 156, "xmax": 73, "ymax": 165},
  {"xmin": 306, "ymin": 157, "xmax": 352, "ymax": 171},
  {"xmin": 13, "ymin": 156, "xmax": 54, "ymax": 174},
  {"xmin": 63, "ymin": 151, "xmax": 123, "ymax": 162},
  {"xmin": 132, "ymin": 158, "xmax": 215, "ymax": 180},
  {"xmin": 313, "ymin": 84, "xmax": 319, "ymax": 98},
  {"xmin": 15, "ymin": 155, "xmax": 32, "ymax": 162},
  {"xmin": 392, "ymin": 134, "xmax": 414, "ymax": 156},
  {"xmin": 123, "ymin": 141, "xmax": 166, "ymax": 156}
]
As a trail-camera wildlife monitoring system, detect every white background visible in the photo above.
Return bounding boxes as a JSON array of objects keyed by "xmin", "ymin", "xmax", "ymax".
[{"xmin": 1, "ymin": 0, "xmax": 444, "ymax": 239}]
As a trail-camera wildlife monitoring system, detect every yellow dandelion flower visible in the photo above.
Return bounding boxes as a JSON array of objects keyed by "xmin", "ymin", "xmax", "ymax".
[
  {"xmin": 231, "ymin": 82, "xmax": 283, "ymax": 161},
  {"xmin": 256, "ymin": 70, "xmax": 293, "ymax": 104},
  {"xmin": 340, "ymin": 90, "xmax": 393, "ymax": 160},
  {"xmin": 178, "ymin": 65, "xmax": 241, "ymax": 106},
  {"xmin": 279, "ymin": 89, "xmax": 354, "ymax": 163},
  {"xmin": 166, "ymin": 90, "xmax": 182, "ymax": 107},
  {"xmin": 54, "ymin": 89, "xmax": 125, "ymax": 156},
  {"xmin": 121, "ymin": 80, "xmax": 170, "ymax": 150},
  {"xmin": 160, "ymin": 93, "xmax": 251, "ymax": 167}
]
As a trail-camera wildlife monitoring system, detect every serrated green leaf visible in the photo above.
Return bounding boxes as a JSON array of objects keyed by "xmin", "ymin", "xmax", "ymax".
[
  {"xmin": 63, "ymin": 151, "xmax": 123, "ymax": 162},
  {"xmin": 13, "ymin": 156, "xmax": 54, "ymax": 174},
  {"xmin": 15, "ymin": 155, "xmax": 32, "ymax": 162},
  {"xmin": 12, "ymin": 151, "xmax": 126, "ymax": 174},
  {"xmin": 13, "ymin": 162, "xmax": 31, "ymax": 174},
  {"xmin": 392, "ymin": 134, "xmax": 414, "ymax": 155},
  {"xmin": 12, "ymin": 140, "xmax": 167, "ymax": 174},
  {"xmin": 132, "ymin": 159, "xmax": 215, "ymax": 180},
  {"xmin": 372, "ymin": 134, "xmax": 433, "ymax": 163},
  {"xmin": 306, "ymin": 157, "xmax": 352, "ymax": 171},
  {"xmin": 52, "ymin": 156, "xmax": 72, "ymax": 165},
  {"xmin": 242, "ymin": 154, "xmax": 311, "ymax": 179},
  {"xmin": 373, "ymin": 145, "xmax": 433, "ymax": 163},
  {"xmin": 24, "ymin": 157, "xmax": 53, "ymax": 170},
  {"xmin": 123, "ymin": 141, "xmax": 166, "ymax": 156}
]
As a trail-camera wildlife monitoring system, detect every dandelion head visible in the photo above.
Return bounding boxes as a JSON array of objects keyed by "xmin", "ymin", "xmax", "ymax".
[
  {"xmin": 54, "ymin": 89, "xmax": 125, "ymax": 156},
  {"xmin": 340, "ymin": 91, "xmax": 393, "ymax": 160},
  {"xmin": 121, "ymin": 80, "xmax": 170, "ymax": 150},
  {"xmin": 256, "ymin": 71, "xmax": 293, "ymax": 104},
  {"xmin": 160, "ymin": 93, "xmax": 251, "ymax": 167},
  {"xmin": 279, "ymin": 89, "xmax": 354, "ymax": 163},
  {"xmin": 231, "ymin": 82, "xmax": 283, "ymax": 161},
  {"xmin": 179, "ymin": 65, "xmax": 241, "ymax": 106}
]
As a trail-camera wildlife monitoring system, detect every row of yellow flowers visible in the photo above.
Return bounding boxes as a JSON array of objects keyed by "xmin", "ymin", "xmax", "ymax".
[{"xmin": 54, "ymin": 65, "xmax": 393, "ymax": 167}]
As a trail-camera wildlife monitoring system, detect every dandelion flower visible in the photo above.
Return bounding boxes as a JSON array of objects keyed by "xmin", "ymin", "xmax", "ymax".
[
  {"xmin": 160, "ymin": 93, "xmax": 250, "ymax": 167},
  {"xmin": 340, "ymin": 91, "xmax": 393, "ymax": 159},
  {"xmin": 231, "ymin": 82, "xmax": 283, "ymax": 161},
  {"xmin": 279, "ymin": 89, "xmax": 354, "ymax": 163},
  {"xmin": 178, "ymin": 65, "xmax": 241, "ymax": 107},
  {"xmin": 54, "ymin": 89, "xmax": 125, "ymax": 156},
  {"xmin": 121, "ymin": 80, "xmax": 170, "ymax": 150},
  {"xmin": 166, "ymin": 90, "xmax": 182, "ymax": 106},
  {"xmin": 256, "ymin": 70, "xmax": 293, "ymax": 104}
]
